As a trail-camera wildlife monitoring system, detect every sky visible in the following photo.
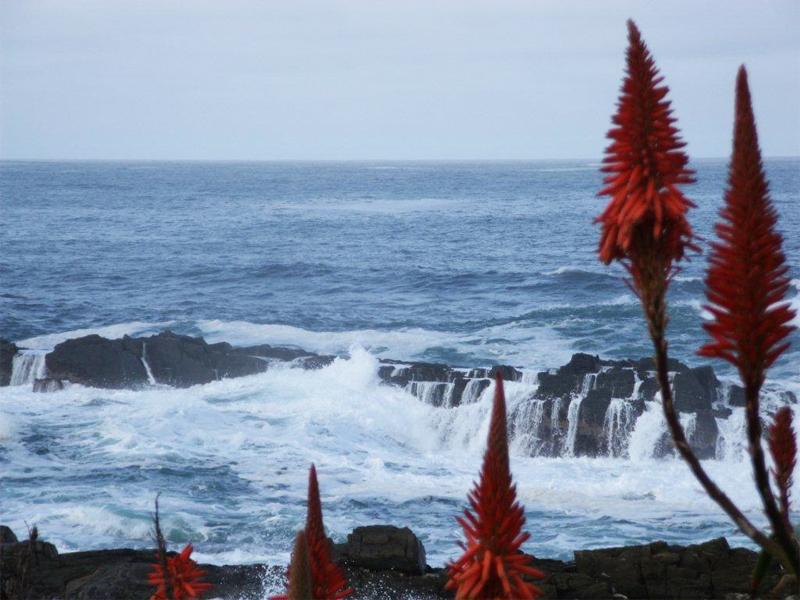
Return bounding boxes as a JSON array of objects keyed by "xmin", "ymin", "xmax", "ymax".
[{"xmin": 0, "ymin": 0, "xmax": 798, "ymax": 161}]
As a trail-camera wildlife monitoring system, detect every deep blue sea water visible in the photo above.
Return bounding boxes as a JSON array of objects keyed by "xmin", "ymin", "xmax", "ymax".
[{"xmin": 1, "ymin": 160, "xmax": 799, "ymax": 576}]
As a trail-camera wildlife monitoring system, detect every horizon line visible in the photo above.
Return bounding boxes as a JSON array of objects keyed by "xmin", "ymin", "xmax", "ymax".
[{"xmin": 2, "ymin": 155, "xmax": 799, "ymax": 163}]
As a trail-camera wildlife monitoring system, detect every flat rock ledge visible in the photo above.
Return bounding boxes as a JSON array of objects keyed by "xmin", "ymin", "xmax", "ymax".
[{"xmin": 0, "ymin": 524, "xmax": 789, "ymax": 599}]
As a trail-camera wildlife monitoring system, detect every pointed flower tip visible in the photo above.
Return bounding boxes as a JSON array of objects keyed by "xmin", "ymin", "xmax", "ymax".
[
  {"xmin": 701, "ymin": 67, "xmax": 795, "ymax": 381},
  {"xmin": 447, "ymin": 367, "xmax": 543, "ymax": 599},
  {"xmin": 596, "ymin": 19, "xmax": 694, "ymax": 275},
  {"xmin": 769, "ymin": 407, "xmax": 796, "ymax": 490},
  {"xmin": 626, "ymin": 19, "xmax": 640, "ymax": 39}
]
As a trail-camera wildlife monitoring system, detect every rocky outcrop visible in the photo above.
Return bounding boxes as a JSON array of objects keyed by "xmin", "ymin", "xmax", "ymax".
[
  {"xmin": 377, "ymin": 361, "xmax": 522, "ymax": 408},
  {"xmin": 41, "ymin": 332, "xmax": 334, "ymax": 389},
  {"xmin": 0, "ymin": 525, "xmax": 787, "ymax": 599},
  {"xmin": 45, "ymin": 335, "xmax": 149, "ymax": 388},
  {"xmin": 334, "ymin": 525, "xmax": 427, "ymax": 575},
  {"xmin": 0, "ymin": 340, "xmax": 18, "ymax": 386},
  {"xmin": 7, "ymin": 330, "xmax": 797, "ymax": 461}
]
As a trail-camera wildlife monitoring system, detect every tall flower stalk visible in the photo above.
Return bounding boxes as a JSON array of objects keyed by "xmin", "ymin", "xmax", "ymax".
[
  {"xmin": 447, "ymin": 373, "xmax": 544, "ymax": 599},
  {"xmin": 148, "ymin": 498, "xmax": 212, "ymax": 600},
  {"xmin": 699, "ymin": 66, "xmax": 798, "ymax": 572},
  {"xmin": 596, "ymin": 20, "xmax": 797, "ymax": 576},
  {"xmin": 273, "ymin": 465, "xmax": 352, "ymax": 600}
]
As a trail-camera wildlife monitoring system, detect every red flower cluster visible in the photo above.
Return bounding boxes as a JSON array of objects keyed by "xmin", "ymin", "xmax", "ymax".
[
  {"xmin": 597, "ymin": 20, "xmax": 695, "ymax": 271},
  {"xmin": 698, "ymin": 66, "xmax": 796, "ymax": 386},
  {"xmin": 769, "ymin": 406, "xmax": 797, "ymax": 519},
  {"xmin": 273, "ymin": 465, "xmax": 352, "ymax": 600},
  {"xmin": 148, "ymin": 544, "xmax": 212, "ymax": 600},
  {"xmin": 447, "ymin": 374, "xmax": 544, "ymax": 599}
]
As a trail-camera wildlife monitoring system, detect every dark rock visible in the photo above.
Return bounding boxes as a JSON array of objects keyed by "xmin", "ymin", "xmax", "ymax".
[
  {"xmin": 558, "ymin": 353, "xmax": 602, "ymax": 376},
  {"xmin": 656, "ymin": 409, "xmax": 720, "ymax": 460},
  {"xmin": 534, "ymin": 371, "xmax": 579, "ymax": 400},
  {"xmin": 0, "ymin": 525, "xmax": 17, "ymax": 543},
  {"xmin": 728, "ymin": 384, "xmax": 745, "ymax": 407},
  {"xmin": 639, "ymin": 376, "xmax": 660, "ymax": 402},
  {"xmin": 595, "ymin": 367, "xmax": 635, "ymax": 398},
  {"xmin": 673, "ymin": 367, "xmax": 719, "ymax": 413},
  {"xmin": 33, "ymin": 377, "xmax": 65, "ymax": 393},
  {"xmin": 142, "ymin": 331, "xmax": 268, "ymax": 387},
  {"xmin": 0, "ymin": 525, "xmax": 790, "ymax": 600},
  {"xmin": 574, "ymin": 537, "xmax": 781, "ymax": 600},
  {"xmin": 574, "ymin": 388, "xmax": 612, "ymax": 457},
  {"xmin": 0, "ymin": 340, "xmax": 17, "ymax": 386},
  {"xmin": 44, "ymin": 332, "xmax": 275, "ymax": 389},
  {"xmin": 46, "ymin": 335, "xmax": 148, "ymax": 389},
  {"xmin": 781, "ymin": 390, "xmax": 798, "ymax": 405},
  {"xmin": 486, "ymin": 365, "xmax": 523, "ymax": 382},
  {"xmin": 690, "ymin": 409, "xmax": 720, "ymax": 460},
  {"xmin": 338, "ymin": 525, "xmax": 426, "ymax": 575}
]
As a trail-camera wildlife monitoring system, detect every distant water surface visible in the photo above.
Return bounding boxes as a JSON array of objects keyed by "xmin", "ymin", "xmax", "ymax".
[{"xmin": 0, "ymin": 159, "xmax": 798, "ymax": 570}]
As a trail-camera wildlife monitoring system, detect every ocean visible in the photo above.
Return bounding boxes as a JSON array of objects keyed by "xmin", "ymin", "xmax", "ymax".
[{"xmin": 1, "ymin": 159, "xmax": 799, "ymax": 571}]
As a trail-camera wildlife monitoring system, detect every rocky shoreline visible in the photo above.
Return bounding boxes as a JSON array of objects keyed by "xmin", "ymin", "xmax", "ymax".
[
  {"xmin": 0, "ymin": 523, "xmax": 787, "ymax": 599},
  {"xmin": 2, "ymin": 330, "xmax": 796, "ymax": 461},
  {"xmin": 0, "ymin": 331, "xmax": 797, "ymax": 459}
]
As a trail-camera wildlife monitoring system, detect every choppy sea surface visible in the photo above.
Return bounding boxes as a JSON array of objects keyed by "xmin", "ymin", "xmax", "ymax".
[{"xmin": 1, "ymin": 159, "xmax": 799, "ymax": 570}]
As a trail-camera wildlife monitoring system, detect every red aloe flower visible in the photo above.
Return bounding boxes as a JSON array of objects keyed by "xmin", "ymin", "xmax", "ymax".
[
  {"xmin": 148, "ymin": 544, "xmax": 212, "ymax": 600},
  {"xmin": 285, "ymin": 530, "xmax": 314, "ymax": 600},
  {"xmin": 596, "ymin": 20, "xmax": 695, "ymax": 275},
  {"xmin": 769, "ymin": 406, "xmax": 797, "ymax": 520},
  {"xmin": 698, "ymin": 66, "xmax": 796, "ymax": 386},
  {"xmin": 273, "ymin": 465, "xmax": 352, "ymax": 600},
  {"xmin": 447, "ymin": 373, "xmax": 544, "ymax": 599}
]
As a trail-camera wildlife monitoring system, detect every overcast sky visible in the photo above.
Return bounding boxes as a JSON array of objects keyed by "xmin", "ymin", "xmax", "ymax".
[{"xmin": 1, "ymin": 0, "xmax": 798, "ymax": 160}]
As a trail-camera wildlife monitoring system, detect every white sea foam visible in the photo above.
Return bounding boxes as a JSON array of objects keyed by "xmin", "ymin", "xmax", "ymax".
[
  {"xmin": 196, "ymin": 319, "xmax": 574, "ymax": 371},
  {"xmin": 16, "ymin": 321, "xmax": 175, "ymax": 351},
  {"xmin": 1, "ymin": 341, "xmax": 794, "ymax": 567}
]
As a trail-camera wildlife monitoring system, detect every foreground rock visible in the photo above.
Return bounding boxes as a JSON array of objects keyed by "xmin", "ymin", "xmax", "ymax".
[{"xmin": 0, "ymin": 524, "xmax": 786, "ymax": 599}]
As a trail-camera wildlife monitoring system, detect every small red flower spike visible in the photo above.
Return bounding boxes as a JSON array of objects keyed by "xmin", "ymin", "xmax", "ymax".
[
  {"xmin": 769, "ymin": 407, "xmax": 797, "ymax": 520},
  {"xmin": 271, "ymin": 530, "xmax": 314, "ymax": 600},
  {"xmin": 148, "ymin": 544, "xmax": 213, "ymax": 600},
  {"xmin": 699, "ymin": 66, "xmax": 796, "ymax": 387},
  {"xmin": 305, "ymin": 464, "xmax": 352, "ymax": 599},
  {"xmin": 596, "ymin": 20, "xmax": 695, "ymax": 278},
  {"xmin": 447, "ymin": 373, "xmax": 545, "ymax": 599}
]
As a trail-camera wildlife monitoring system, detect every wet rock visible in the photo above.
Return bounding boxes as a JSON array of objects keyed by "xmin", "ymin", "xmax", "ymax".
[
  {"xmin": 559, "ymin": 353, "xmax": 603, "ymax": 376},
  {"xmin": 44, "ymin": 332, "xmax": 278, "ymax": 389},
  {"xmin": 337, "ymin": 525, "xmax": 426, "ymax": 575},
  {"xmin": 728, "ymin": 384, "xmax": 746, "ymax": 407},
  {"xmin": 33, "ymin": 377, "xmax": 65, "ymax": 393},
  {"xmin": 0, "ymin": 339, "xmax": 17, "ymax": 386},
  {"xmin": 467, "ymin": 365, "xmax": 523, "ymax": 382},
  {"xmin": 639, "ymin": 376, "xmax": 660, "ymax": 402},
  {"xmin": 46, "ymin": 335, "xmax": 148, "ymax": 388},
  {"xmin": 673, "ymin": 366, "xmax": 719, "ymax": 413},
  {"xmin": 0, "ymin": 525, "xmax": 17, "ymax": 543},
  {"xmin": 535, "ymin": 370, "xmax": 580, "ymax": 400},
  {"xmin": 574, "ymin": 537, "xmax": 781, "ymax": 600},
  {"xmin": 574, "ymin": 388, "xmax": 612, "ymax": 457},
  {"xmin": 596, "ymin": 367, "xmax": 635, "ymax": 398},
  {"xmin": 141, "ymin": 331, "xmax": 270, "ymax": 386},
  {"xmin": 0, "ymin": 523, "xmax": 791, "ymax": 600},
  {"xmin": 655, "ymin": 409, "xmax": 720, "ymax": 460},
  {"xmin": 690, "ymin": 409, "xmax": 720, "ymax": 460}
]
